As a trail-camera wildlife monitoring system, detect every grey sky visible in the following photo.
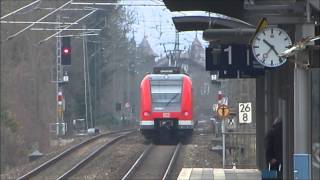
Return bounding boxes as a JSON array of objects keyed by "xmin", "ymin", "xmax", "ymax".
[{"xmin": 125, "ymin": 0, "xmax": 208, "ymax": 57}]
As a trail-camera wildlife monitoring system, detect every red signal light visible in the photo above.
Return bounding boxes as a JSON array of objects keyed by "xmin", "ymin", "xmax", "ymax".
[
  {"xmin": 63, "ymin": 48, "xmax": 70, "ymax": 54},
  {"xmin": 57, "ymin": 92, "xmax": 63, "ymax": 102}
]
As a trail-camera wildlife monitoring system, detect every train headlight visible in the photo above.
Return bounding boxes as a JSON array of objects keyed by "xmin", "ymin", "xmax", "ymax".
[
  {"xmin": 184, "ymin": 112, "xmax": 189, "ymax": 116},
  {"xmin": 143, "ymin": 111, "xmax": 151, "ymax": 116}
]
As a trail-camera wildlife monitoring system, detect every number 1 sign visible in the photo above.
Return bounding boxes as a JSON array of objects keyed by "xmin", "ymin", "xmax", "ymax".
[{"xmin": 239, "ymin": 102, "xmax": 252, "ymax": 123}]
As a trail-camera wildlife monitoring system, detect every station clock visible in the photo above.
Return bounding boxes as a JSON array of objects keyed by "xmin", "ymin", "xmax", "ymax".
[{"xmin": 251, "ymin": 27, "xmax": 292, "ymax": 67}]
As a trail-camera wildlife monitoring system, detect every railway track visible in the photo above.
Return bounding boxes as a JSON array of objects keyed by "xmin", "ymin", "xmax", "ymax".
[
  {"xmin": 17, "ymin": 129, "xmax": 136, "ymax": 180},
  {"xmin": 122, "ymin": 142, "xmax": 181, "ymax": 180}
]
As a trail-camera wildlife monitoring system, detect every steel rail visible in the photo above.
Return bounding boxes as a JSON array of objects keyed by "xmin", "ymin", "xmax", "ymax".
[
  {"xmin": 122, "ymin": 143, "xmax": 181, "ymax": 180},
  {"xmin": 121, "ymin": 144, "xmax": 154, "ymax": 180},
  {"xmin": 17, "ymin": 129, "xmax": 136, "ymax": 180},
  {"xmin": 57, "ymin": 131, "xmax": 136, "ymax": 180},
  {"xmin": 162, "ymin": 143, "xmax": 181, "ymax": 180}
]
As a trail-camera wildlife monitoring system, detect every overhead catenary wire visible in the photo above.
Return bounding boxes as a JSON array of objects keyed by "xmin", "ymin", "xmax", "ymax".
[
  {"xmin": 31, "ymin": 28, "xmax": 101, "ymax": 31},
  {"xmin": 6, "ymin": 0, "xmax": 73, "ymax": 40},
  {"xmin": 0, "ymin": 0, "xmax": 41, "ymax": 20},
  {"xmin": 55, "ymin": 34, "xmax": 99, "ymax": 38},
  {"xmin": 71, "ymin": 2, "xmax": 165, "ymax": 6},
  {"xmin": 0, "ymin": 20, "xmax": 77, "ymax": 25},
  {"xmin": 38, "ymin": 9, "xmax": 97, "ymax": 44},
  {"xmin": 36, "ymin": 7, "xmax": 95, "ymax": 11}
]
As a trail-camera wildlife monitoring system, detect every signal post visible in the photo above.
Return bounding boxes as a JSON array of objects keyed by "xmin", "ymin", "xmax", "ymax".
[
  {"xmin": 216, "ymin": 91, "xmax": 230, "ymax": 168},
  {"xmin": 55, "ymin": 15, "xmax": 71, "ymax": 136}
]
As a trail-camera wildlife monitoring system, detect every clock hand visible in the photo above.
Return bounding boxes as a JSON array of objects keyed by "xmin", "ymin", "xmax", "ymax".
[
  {"xmin": 263, "ymin": 48, "xmax": 272, "ymax": 58},
  {"xmin": 271, "ymin": 47, "xmax": 279, "ymax": 56},
  {"xmin": 263, "ymin": 39, "xmax": 274, "ymax": 48},
  {"xmin": 263, "ymin": 39, "xmax": 280, "ymax": 55},
  {"xmin": 266, "ymin": 48, "xmax": 272, "ymax": 54}
]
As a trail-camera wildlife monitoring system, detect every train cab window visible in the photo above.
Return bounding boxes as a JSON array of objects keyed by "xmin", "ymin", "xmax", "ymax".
[{"xmin": 150, "ymin": 79, "xmax": 182, "ymax": 112}]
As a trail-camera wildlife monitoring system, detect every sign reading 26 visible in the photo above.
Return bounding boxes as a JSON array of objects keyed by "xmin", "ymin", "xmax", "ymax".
[{"xmin": 239, "ymin": 102, "xmax": 252, "ymax": 123}]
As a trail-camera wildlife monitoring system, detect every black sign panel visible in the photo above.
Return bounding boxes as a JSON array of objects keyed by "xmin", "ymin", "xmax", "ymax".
[
  {"xmin": 205, "ymin": 44, "xmax": 265, "ymax": 78},
  {"xmin": 61, "ymin": 37, "xmax": 71, "ymax": 65}
]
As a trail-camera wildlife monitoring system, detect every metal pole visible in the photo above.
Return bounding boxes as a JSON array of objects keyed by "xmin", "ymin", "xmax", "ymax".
[
  {"xmin": 293, "ymin": 23, "xmax": 313, "ymax": 179},
  {"xmin": 56, "ymin": 20, "xmax": 60, "ymax": 137},
  {"xmin": 168, "ymin": 51, "xmax": 171, "ymax": 66},
  {"xmin": 83, "ymin": 25, "xmax": 89, "ymax": 130},
  {"xmin": 56, "ymin": 15, "xmax": 62, "ymax": 136},
  {"xmin": 294, "ymin": 67, "xmax": 309, "ymax": 150},
  {"xmin": 86, "ymin": 39, "xmax": 93, "ymax": 128},
  {"xmin": 306, "ymin": 0, "xmax": 311, "ymax": 23},
  {"xmin": 222, "ymin": 120, "xmax": 226, "ymax": 168}
]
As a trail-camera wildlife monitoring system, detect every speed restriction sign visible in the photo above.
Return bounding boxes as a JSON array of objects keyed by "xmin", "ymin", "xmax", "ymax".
[
  {"xmin": 239, "ymin": 102, "xmax": 252, "ymax": 123},
  {"xmin": 217, "ymin": 104, "xmax": 230, "ymax": 119}
]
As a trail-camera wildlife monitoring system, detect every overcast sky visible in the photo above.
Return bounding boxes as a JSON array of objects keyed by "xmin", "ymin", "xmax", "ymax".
[{"xmin": 124, "ymin": 0, "xmax": 208, "ymax": 58}]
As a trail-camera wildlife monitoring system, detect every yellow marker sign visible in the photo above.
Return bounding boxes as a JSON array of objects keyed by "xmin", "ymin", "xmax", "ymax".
[
  {"xmin": 217, "ymin": 105, "xmax": 230, "ymax": 119},
  {"xmin": 249, "ymin": 17, "xmax": 268, "ymax": 45}
]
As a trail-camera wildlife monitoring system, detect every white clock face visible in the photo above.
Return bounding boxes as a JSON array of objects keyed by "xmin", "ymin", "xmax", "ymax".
[{"xmin": 252, "ymin": 27, "xmax": 292, "ymax": 67}]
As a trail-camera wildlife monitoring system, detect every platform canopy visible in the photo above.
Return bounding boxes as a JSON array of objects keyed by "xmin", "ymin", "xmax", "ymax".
[
  {"xmin": 163, "ymin": 0, "xmax": 309, "ymax": 43},
  {"xmin": 164, "ymin": 0, "xmax": 309, "ymax": 27},
  {"xmin": 172, "ymin": 14, "xmax": 254, "ymax": 32},
  {"xmin": 163, "ymin": 0, "xmax": 245, "ymax": 19}
]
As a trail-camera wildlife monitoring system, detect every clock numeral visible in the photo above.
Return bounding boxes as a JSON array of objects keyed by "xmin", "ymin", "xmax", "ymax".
[
  {"xmin": 256, "ymin": 53, "xmax": 261, "ymax": 57},
  {"xmin": 279, "ymin": 31, "xmax": 282, "ymax": 36},
  {"xmin": 256, "ymin": 37, "xmax": 261, "ymax": 41},
  {"xmin": 253, "ymin": 46, "xmax": 259, "ymax": 48},
  {"xmin": 262, "ymin": 59, "xmax": 266, "ymax": 63},
  {"xmin": 271, "ymin": 60, "xmax": 274, "ymax": 66},
  {"xmin": 284, "ymin": 37, "xmax": 288, "ymax": 41},
  {"xmin": 271, "ymin": 28, "xmax": 274, "ymax": 34},
  {"xmin": 263, "ymin": 31, "xmax": 266, "ymax": 36}
]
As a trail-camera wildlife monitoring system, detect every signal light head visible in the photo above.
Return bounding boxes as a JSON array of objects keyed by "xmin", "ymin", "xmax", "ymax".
[{"xmin": 63, "ymin": 48, "xmax": 70, "ymax": 54}]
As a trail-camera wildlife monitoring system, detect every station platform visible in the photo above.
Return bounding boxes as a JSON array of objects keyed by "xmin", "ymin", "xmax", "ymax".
[{"xmin": 177, "ymin": 168, "xmax": 261, "ymax": 180}]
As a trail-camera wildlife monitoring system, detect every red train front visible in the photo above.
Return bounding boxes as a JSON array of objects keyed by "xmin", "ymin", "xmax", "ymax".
[{"xmin": 140, "ymin": 67, "xmax": 193, "ymax": 140}]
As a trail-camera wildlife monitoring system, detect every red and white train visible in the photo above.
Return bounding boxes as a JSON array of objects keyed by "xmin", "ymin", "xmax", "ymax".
[{"xmin": 140, "ymin": 67, "xmax": 194, "ymax": 140}]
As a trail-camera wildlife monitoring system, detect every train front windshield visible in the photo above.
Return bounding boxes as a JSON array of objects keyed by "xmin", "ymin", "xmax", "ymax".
[{"xmin": 150, "ymin": 79, "xmax": 182, "ymax": 112}]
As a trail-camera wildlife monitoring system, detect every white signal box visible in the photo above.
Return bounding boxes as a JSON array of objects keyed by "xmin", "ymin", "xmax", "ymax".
[{"xmin": 239, "ymin": 102, "xmax": 252, "ymax": 123}]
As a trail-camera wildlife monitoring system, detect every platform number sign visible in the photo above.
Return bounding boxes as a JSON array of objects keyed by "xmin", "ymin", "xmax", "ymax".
[{"xmin": 239, "ymin": 102, "xmax": 252, "ymax": 123}]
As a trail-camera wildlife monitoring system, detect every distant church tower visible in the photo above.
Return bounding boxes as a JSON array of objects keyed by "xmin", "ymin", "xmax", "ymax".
[
  {"xmin": 138, "ymin": 36, "xmax": 158, "ymax": 60},
  {"xmin": 137, "ymin": 36, "xmax": 158, "ymax": 72},
  {"xmin": 190, "ymin": 34, "xmax": 205, "ymax": 67}
]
